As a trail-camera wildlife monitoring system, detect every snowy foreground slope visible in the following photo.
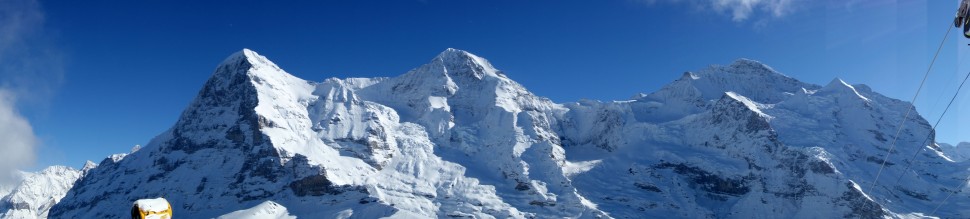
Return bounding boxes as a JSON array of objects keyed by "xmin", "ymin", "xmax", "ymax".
[
  {"xmin": 216, "ymin": 201, "xmax": 296, "ymax": 219},
  {"xmin": 44, "ymin": 49, "xmax": 970, "ymax": 218}
]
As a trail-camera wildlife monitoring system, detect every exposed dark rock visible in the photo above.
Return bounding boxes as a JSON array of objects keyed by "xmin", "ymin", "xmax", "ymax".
[
  {"xmin": 809, "ymin": 160, "xmax": 835, "ymax": 174},
  {"xmin": 633, "ymin": 182, "xmax": 662, "ymax": 193},
  {"xmin": 528, "ymin": 200, "xmax": 556, "ymax": 207},
  {"xmin": 839, "ymin": 183, "xmax": 886, "ymax": 219},
  {"xmin": 289, "ymin": 175, "xmax": 338, "ymax": 197},
  {"xmin": 515, "ymin": 182, "xmax": 531, "ymax": 191},
  {"xmin": 867, "ymin": 130, "xmax": 887, "ymax": 143},
  {"xmin": 196, "ymin": 177, "xmax": 207, "ymax": 194},
  {"xmin": 896, "ymin": 187, "xmax": 930, "ymax": 201},
  {"xmin": 865, "ymin": 156, "xmax": 893, "ymax": 166},
  {"xmin": 653, "ymin": 162, "xmax": 750, "ymax": 196}
]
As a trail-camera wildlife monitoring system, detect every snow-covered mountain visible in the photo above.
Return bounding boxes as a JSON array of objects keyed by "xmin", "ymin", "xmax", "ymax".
[
  {"xmin": 0, "ymin": 166, "xmax": 83, "ymax": 219},
  {"xmin": 940, "ymin": 142, "xmax": 970, "ymax": 162},
  {"xmin": 42, "ymin": 49, "xmax": 970, "ymax": 218}
]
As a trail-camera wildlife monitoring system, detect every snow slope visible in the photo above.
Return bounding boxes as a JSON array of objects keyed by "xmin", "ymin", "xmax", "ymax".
[
  {"xmin": 216, "ymin": 201, "xmax": 295, "ymax": 219},
  {"xmin": 43, "ymin": 49, "xmax": 970, "ymax": 218}
]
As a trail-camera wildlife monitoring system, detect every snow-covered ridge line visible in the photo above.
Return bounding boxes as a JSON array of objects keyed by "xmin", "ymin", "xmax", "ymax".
[
  {"xmin": 724, "ymin": 91, "xmax": 772, "ymax": 119},
  {"xmin": 38, "ymin": 48, "xmax": 969, "ymax": 219}
]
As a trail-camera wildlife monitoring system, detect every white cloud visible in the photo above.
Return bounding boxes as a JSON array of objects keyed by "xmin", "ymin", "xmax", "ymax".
[
  {"xmin": 0, "ymin": 91, "xmax": 36, "ymax": 183},
  {"xmin": 641, "ymin": 0, "xmax": 801, "ymax": 23},
  {"xmin": 0, "ymin": 0, "xmax": 61, "ymax": 182}
]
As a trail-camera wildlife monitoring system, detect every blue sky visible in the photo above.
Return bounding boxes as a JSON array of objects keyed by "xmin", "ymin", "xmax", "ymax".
[{"xmin": 2, "ymin": 0, "xmax": 969, "ymax": 170}]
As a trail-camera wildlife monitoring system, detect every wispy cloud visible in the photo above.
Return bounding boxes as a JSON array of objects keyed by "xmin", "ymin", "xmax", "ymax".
[
  {"xmin": 0, "ymin": 0, "xmax": 64, "ymax": 100},
  {"xmin": 714, "ymin": 0, "xmax": 795, "ymax": 22},
  {"xmin": 640, "ymin": 0, "xmax": 802, "ymax": 23},
  {"xmin": 0, "ymin": 0, "xmax": 63, "ymax": 181}
]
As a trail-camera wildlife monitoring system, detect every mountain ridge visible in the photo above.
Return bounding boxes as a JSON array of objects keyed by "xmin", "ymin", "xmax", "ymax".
[
  {"xmin": 0, "ymin": 166, "xmax": 81, "ymax": 219},
  {"xmin": 38, "ymin": 48, "xmax": 970, "ymax": 218}
]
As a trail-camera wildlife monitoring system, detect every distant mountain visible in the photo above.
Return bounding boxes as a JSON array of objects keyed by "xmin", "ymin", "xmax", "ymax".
[
  {"xmin": 38, "ymin": 49, "xmax": 970, "ymax": 218},
  {"xmin": 0, "ymin": 166, "xmax": 83, "ymax": 219},
  {"xmin": 940, "ymin": 142, "xmax": 970, "ymax": 162}
]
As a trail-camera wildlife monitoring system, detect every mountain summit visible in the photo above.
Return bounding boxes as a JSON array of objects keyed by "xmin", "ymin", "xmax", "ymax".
[{"xmin": 46, "ymin": 49, "xmax": 970, "ymax": 218}]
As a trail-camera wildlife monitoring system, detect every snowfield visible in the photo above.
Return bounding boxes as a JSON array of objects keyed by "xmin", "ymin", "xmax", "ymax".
[
  {"xmin": 2, "ymin": 48, "xmax": 962, "ymax": 218},
  {"xmin": 216, "ymin": 201, "xmax": 295, "ymax": 219}
]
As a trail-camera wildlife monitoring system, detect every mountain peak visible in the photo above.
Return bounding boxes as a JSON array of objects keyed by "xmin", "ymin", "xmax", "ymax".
[
  {"xmin": 647, "ymin": 59, "xmax": 813, "ymax": 104},
  {"xmin": 824, "ymin": 78, "xmax": 849, "ymax": 88},
  {"xmin": 431, "ymin": 48, "xmax": 502, "ymax": 79},
  {"xmin": 724, "ymin": 58, "xmax": 785, "ymax": 77},
  {"xmin": 203, "ymin": 49, "xmax": 304, "ymax": 95},
  {"xmin": 820, "ymin": 78, "xmax": 871, "ymax": 102},
  {"xmin": 680, "ymin": 71, "xmax": 700, "ymax": 80},
  {"xmin": 221, "ymin": 48, "xmax": 259, "ymax": 64},
  {"xmin": 700, "ymin": 58, "xmax": 795, "ymax": 84},
  {"xmin": 170, "ymin": 48, "xmax": 313, "ymax": 154},
  {"xmin": 433, "ymin": 48, "xmax": 475, "ymax": 65},
  {"xmin": 436, "ymin": 48, "xmax": 469, "ymax": 58},
  {"xmin": 218, "ymin": 49, "xmax": 282, "ymax": 72},
  {"xmin": 40, "ymin": 165, "xmax": 76, "ymax": 174},
  {"xmin": 81, "ymin": 160, "xmax": 97, "ymax": 172},
  {"xmin": 0, "ymin": 165, "xmax": 81, "ymax": 219}
]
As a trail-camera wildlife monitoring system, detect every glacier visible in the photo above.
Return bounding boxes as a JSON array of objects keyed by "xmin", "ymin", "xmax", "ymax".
[{"xmin": 24, "ymin": 48, "xmax": 969, "ymax": 218}]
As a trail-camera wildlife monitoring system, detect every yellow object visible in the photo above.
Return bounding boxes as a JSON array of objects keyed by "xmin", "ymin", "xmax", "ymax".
[{"xmin": 131, "ymin": 198, "xmax": 173, "ymax": 219}]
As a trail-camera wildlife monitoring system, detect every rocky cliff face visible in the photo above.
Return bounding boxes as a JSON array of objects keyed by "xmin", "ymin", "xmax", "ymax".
[{"xmin": 44, "ymin": 49, "xmax": 970, "ymax": 218}]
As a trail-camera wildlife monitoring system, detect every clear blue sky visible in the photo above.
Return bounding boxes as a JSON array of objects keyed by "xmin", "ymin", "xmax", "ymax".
[{"xmin": 7, "ymin": 0, "xmax": 970, "ymax": 170}]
